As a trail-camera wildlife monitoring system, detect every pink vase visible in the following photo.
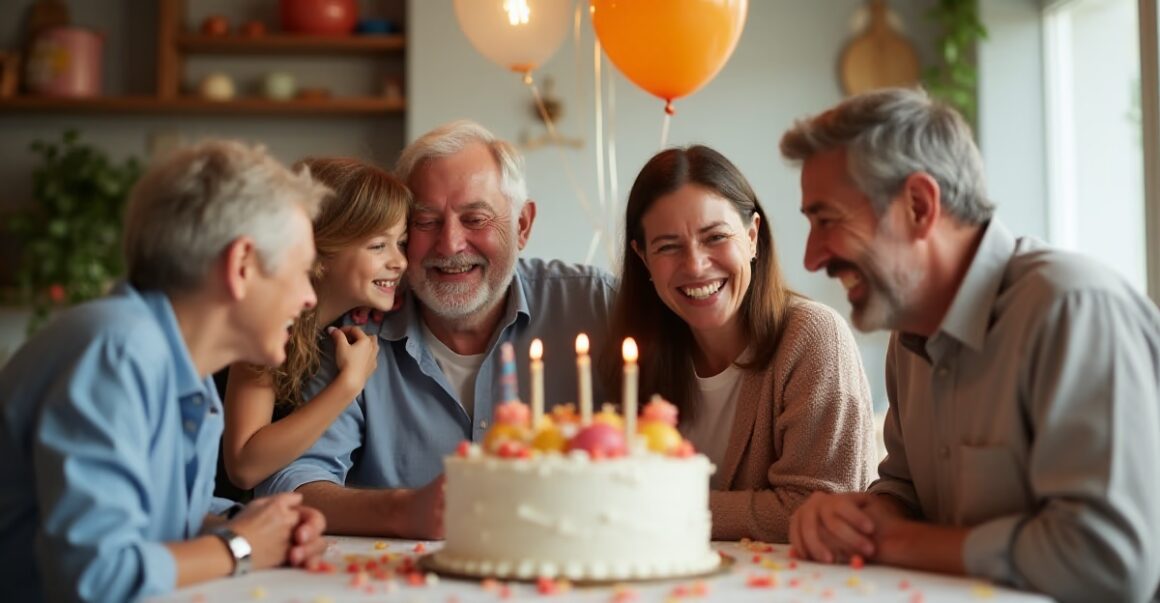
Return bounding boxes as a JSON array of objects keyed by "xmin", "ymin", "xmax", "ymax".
[
  {"xmin": 280, "ymin": 0, "xmax": 359, "ymax": 36},
  {"xmin": 26, "ymin": 27, "xmax": 103, "ymax": 97}
]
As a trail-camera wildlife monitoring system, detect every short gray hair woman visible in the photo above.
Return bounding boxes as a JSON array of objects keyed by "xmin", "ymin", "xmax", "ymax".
[{"xmin": 123, "ymin": 140, "xmax": 330, "ymax": 293}]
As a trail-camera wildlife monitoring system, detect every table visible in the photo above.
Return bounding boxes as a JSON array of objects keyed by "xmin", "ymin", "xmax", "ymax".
[{"xmin": 153, "ymin": 537, "xmax": 1053, "ymax": 602}]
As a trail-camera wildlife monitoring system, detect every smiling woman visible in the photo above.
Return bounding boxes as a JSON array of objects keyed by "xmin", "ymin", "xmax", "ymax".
[{"xmin": 603, "ymin": 145, "xmax": 878, "ymax": 543}]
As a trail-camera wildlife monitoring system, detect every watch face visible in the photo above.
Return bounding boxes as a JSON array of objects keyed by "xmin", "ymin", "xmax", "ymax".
[{"xmin": 215, "ymin": 528, "xmax": 253, "ymax": 576}]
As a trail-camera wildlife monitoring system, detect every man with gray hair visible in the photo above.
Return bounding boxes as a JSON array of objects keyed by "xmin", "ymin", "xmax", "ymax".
[
  {"xmin": 260, "ymin": 120, "xmax": 615, "ymax": 538},
  {"xmin": 782, "ymin": 87, "xmax": 1160, "ymax": 602},
  {"xmin": 0, "ymin": 140, "xmax": 331, "ymax": 601}
]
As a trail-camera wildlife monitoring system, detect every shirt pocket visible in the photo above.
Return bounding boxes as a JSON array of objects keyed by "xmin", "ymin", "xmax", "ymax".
[{"xmin": 953, "ymin": 444, "xmax": 1032, "ymax": 526}]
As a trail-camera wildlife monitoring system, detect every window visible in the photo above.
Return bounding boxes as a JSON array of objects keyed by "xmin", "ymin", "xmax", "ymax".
[{"xmin": 1043, "ymin": 0, "xmax": 1150, "ymax": 292}]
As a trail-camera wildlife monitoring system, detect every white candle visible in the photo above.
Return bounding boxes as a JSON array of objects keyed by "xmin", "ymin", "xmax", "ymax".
[
  {"xmin": 622, "ymin": 337, "xmax": 638, "ymax": 445},
  {"xmin": 576, "ymin": 333, "xmax": 592, "ymax": 425},
  {"xmin": 530, "ymin": 338, "xmax": 544, "ymax": 428}
]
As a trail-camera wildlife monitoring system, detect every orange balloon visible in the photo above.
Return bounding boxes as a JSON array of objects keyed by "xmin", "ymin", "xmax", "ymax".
[{"xmin": 591, "ymin": 0, "xmax": 747, "ymax": 105}]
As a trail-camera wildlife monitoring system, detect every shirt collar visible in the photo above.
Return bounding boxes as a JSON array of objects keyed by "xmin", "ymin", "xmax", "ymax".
[
  {"xmin": 934, "ymin": 218, "xmax": 1017, "ymax": 352},
  {"xmin": 120, "ymin": 282, "xmax": 208, "ymax": 400},
  {"xmin": 378, "ymin": 259, "xmax": 532, "ymax": 344}
]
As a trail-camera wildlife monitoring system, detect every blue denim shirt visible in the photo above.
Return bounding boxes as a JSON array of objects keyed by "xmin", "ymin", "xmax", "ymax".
[
  {"xmin": 0, "ymin": 283, "xmax": 227, "ymax": 602},
  {"xmin": 259, "ymin": 258, "xmax": 616, "ymax": 493}
]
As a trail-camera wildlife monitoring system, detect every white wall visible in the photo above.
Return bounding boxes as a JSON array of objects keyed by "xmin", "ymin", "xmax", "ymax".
[
  {"xmin": 978, "ymin": 0, "xmax": 1049, "ymax": 239},
  {"xmin": 408, "ymin": 0, "xmax": 946, "ymax": 408}
]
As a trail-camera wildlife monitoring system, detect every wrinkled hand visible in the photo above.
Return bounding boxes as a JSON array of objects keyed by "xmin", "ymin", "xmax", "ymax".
[
  {"xmin": 789, "ymin": 492, "xmax": 876, "ymax": 564},
  {"xmin": 389, "ymin": 474, "xmax": 445, "ymax": 540},
  {"xmin": 228, "ymin": 493, "xmax": 303, "ymax": 570},
  {"xmin": 331, "ymin": 326, "xmax": 379, "ymax": 392},
  {"xmin": 287, "ymin": 506, "xmax": 328, "ymax": 569}
]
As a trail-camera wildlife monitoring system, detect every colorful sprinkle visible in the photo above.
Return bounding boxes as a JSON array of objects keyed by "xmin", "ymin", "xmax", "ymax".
[
  {"xmin": 850, "ymin": 554, "xmax": 865, "ymax": 569},
  {"xmin": 250, "ymin": 587, "xmax": 267, "ymax": 600},
  {"xmin": 373, "ymin": 541, "xmax": 388, "ymax": 550},
  {"xmin": 971, "ymin": 584, "xmax": 996, "ymax": 598},
  {"xmin": 413, "ymin": 542, "xmax": 427, "ymax": 554},
  {"xmin": 745, "ymin": 573, "xmax": 777, "ymax": 588}
]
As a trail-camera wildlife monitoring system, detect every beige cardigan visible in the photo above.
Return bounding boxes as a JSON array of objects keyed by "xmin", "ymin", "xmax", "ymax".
[{"xmin": 707, "ymin": 299, "xmax": 878, "ymax": 543}]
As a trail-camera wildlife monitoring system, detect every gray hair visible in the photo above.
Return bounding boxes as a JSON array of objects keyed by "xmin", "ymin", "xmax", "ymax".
[
  {"xmin": 123, "ymin": 139, "xmax": 329, "ymax": 294},
  {"xmin": 395, "ymin": 119, "xmax": 528, "ymax": 212},
  {"xmin": 779, "ymin": 87, "xmax": 993, "ymax": 225}
]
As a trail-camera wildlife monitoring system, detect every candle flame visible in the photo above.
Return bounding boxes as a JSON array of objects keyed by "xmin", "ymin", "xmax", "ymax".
[
  {"xmin": 622, "ymin": 337, "xmax": 638, "ymax": 363},
  {"xmin": 530, "ymin": 338, "xmax": 543, "ymax": 361},
  {"xmin": 575, "ymin": 333, "xmax": 590, "ymax": 355}
]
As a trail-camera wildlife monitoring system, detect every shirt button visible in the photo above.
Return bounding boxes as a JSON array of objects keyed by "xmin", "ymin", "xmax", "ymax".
[
  {"xmin": 480, "ymin": 419, "xmax": 489, "ymax": 429},
  {"xmin": 184, "ymin": 420, "xmax": 197, "ymax": 433},
  {"xmin": 191, "ymin": 395, "xmax": 202, "ymax": 406},
  {"xmin": 939, "ymin": 446, "xmax": 950, "ymax": 459}
]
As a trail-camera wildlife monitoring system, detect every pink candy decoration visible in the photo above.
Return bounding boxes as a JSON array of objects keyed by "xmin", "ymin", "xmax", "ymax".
[
  {"xmin": 640, "ymin": 395, "xmax": 678, "ymax": 426},
  {"xmin": 494, "ymin": 401, "xmax": 530, "ymax": 427},
  {"xmin": 566, "ymin": 423, "xmax": 627, "ymax": 458}
]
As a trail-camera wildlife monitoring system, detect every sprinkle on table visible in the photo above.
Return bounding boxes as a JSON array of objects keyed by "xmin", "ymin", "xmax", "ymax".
[
  {"xmin": 850, "ymin": 554, "xmax": 865, "ymax": 569},
  {"xmin": 373, "ymin": 541, "xmax": 388, "ymax": 550},
  {"xmin": 250, "ymin": 586, "xmax": 267, "ymax": 599},
  {"xmin": 413, "ymin": 542, "xmax": 427, "ymax": 554},
  {"xmin": 971, "ymin": 583, "xmax": 997, "ymax": 598}
]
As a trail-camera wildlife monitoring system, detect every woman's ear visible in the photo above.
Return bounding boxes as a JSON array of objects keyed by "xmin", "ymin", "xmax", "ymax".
[
  {"xmin": 748, "ymin": 213, "xmax": 761, "ymax": 257},
  {"xmin": 630, "ymin": 239, "xmax": 646, "ymax": 265}
]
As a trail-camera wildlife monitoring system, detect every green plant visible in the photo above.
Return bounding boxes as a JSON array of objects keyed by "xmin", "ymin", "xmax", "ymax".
[
  {"xmin": 923, "ymin": 0, "xmax": 988, "ymax": 126},
  {"xmin": 7, "ymin": 130, "xmax": 141, "ymax": 334}
]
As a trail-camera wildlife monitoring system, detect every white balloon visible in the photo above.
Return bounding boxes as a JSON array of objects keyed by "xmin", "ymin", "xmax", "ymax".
[{"xmin": 453, "ymin": 0, "xmax": 572, "ymax": 73}]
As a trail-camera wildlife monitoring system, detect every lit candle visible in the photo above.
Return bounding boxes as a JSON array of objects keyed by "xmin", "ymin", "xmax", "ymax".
[
  {"xmin": 576, "ymin": 333, "xmax": 593, "ymax": 425},
  {"xmin": 529, "ymin": 338, "xmax": 544, "ymax": 428},
  {"xmin": 622, "ymin": 337, "xmax": 638, "ymax": 445}
]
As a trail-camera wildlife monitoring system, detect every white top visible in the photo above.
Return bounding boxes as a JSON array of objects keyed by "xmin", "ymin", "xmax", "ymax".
[
  {"xmin": 683, "ymin": 363, "xmax": 744, "ymax": 490},
  {"xmin": 421, "ymin": 321, "xmax": 486, "ymax": 423}
]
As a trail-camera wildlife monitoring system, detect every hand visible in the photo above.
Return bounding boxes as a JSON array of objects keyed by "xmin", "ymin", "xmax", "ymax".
[
  {"xmin": 331, "ymin": 326, "xmax": 379, "ymax": 392},
  {"xmin": 387, "ymin": 474, "xmax": 445, "ymax": 540},
  {"xmin": 287, "ymin": 505, "xmax": 328, "ymax": 568},
  {"xmin": 789, "ymin": 492, "xmax": 877, "ymax": 564},
  {"xmin": 228, "ymin": 493, "xmax": 303, "ymax": 570}
]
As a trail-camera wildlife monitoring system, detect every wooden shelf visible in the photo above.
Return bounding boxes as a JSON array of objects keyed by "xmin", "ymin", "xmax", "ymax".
[
  {"xmin": 177, "ymin": 33, "xmax": 405, "ymax": 55},
  {"xmin": 0, "ymin": 96, "xmax": 405, "ymax": 115}
]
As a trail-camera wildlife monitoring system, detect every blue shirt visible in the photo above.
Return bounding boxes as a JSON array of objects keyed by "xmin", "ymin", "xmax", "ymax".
[
  {"xmin": 0, "ymin": 283, "xmax": 227, "ymax": 602},
  {"xmin": 259, "ymin": 258, "xmax": 616, "ymax": 493}
]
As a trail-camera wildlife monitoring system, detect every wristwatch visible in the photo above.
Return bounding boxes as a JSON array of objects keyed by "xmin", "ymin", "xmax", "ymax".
[{"xmin": 210, "ymin": 527, "xmax": 253, "ymax": 576}]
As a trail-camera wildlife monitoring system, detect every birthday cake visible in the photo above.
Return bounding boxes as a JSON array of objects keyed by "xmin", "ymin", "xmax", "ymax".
[{"xmin": 431, "ymin": 340, "xmax": 718, "ymax": 582}]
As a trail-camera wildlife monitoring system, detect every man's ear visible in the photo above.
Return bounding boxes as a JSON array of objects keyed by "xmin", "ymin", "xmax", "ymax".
[
  {"xmin": 223, "ymin": 237, "xmax": 257, "ymax": 301},
  {"xmin": 903, "ymin": 172, "xmax": 941, "ymax": 239},
  {"xmin": 516, "ymin": 200, "xmax": 536, "ymax": 250}
]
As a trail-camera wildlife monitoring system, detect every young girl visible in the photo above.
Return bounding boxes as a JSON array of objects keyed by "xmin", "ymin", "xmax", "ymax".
[{"xmin": 223, "ymin": 157, "xmax": 409, "ymax": 490}]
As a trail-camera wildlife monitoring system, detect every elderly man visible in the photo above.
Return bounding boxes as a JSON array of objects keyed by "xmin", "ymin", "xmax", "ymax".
[
  {"xmin": 0, "ymin": 141, "xmax": 331, "ymax": 602},
  {"xmin": 780, "ymin": 87, "xmax": 1160, "ymax": 603},
  {"xmin": 260, "ymin": 121, "xmax": 615, "ymax": 539}
]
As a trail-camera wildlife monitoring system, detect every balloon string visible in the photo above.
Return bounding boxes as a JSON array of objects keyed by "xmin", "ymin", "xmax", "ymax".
[
  {"xmin": 606, "ymin": 71, "xmax": 620, "ymax": 265},
  {"xmin": 593, "ymin": 38, "xmax": 607, "ymax": 212},
  {"xmin": 525, "ymin": 74, "xmax": 601, "ymax": 232},
  {"xmin": 660, "ymin": 111, "xmax": 672, "ymax": 149}
]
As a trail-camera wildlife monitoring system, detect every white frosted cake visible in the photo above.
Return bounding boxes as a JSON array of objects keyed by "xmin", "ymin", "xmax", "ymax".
[{"xmin": 431, "ymin": 398, "xmax": 719, "ymax": 582}]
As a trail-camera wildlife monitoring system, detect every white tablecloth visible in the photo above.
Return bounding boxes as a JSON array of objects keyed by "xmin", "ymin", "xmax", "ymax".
[{"xmin": 152, "ymin": 537, "xmax": 1053, "ymax": 602}]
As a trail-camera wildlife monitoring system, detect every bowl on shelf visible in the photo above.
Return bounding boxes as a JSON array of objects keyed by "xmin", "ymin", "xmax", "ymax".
[{"xmin": 280, "ymin": 0, "xmax": 359, "ymax": 36}]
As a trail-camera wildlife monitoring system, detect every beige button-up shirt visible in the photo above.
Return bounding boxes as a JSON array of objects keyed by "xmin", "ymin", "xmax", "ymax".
[{"xmin": 870, "ymin": 219, "xmax": 1160, "ymax": 602}]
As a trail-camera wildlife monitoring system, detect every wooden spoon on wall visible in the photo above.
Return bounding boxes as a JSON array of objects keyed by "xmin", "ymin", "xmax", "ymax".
[{"xmin": 839, "ymin": 0, "xmax": 920, "ymax": 95}]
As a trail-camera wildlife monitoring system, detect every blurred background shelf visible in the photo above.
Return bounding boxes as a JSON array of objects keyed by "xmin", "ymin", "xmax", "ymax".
[
  {"xmin": 176, "ymin": 33, "xmax": 405, "ymax": 55},
  {"xmin": 0, "ymin": 96, "xmax": 404, "ymax": 114}
]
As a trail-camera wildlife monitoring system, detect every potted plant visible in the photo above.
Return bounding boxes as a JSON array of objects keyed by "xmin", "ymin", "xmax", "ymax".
[{"xmin": 7, "ymin": 130, "xmax": 141, "ymax": 334}]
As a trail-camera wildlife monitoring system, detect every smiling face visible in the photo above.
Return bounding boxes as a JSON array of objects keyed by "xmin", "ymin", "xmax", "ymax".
[
  {"xmin": 405, "ymin": 142, "xmax": 530, "ymax": 322},
  {"xmin": 800, "ymin": 147, "xmax": 922, "ymax": 332},
  {"xmin": 237, "ymin": 206, "xmax": 319, "ymax": 366},
  {"xmin": 634, "ymin": 184, "xmax": 759, "ymax": 340},
  {"xmin": 318, "ymin": 218, "xmax": 408, "ymax": 314}
]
